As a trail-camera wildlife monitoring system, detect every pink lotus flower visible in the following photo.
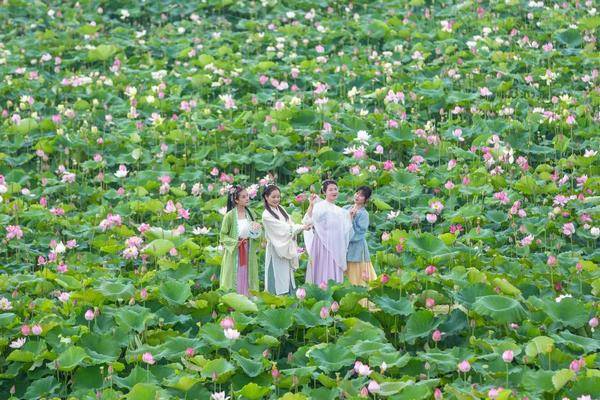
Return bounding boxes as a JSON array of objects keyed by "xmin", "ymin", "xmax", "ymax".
[
  {"xmin": 502, "ymin": 350, "xmax": 514, "ymax": 363},
  {"xmin": 219, "ymin": 94, "xmax": 236, "ymax": 110},
  {"xmin": 562, "ymin": 222, "xmax": 576, "ymax": 236},
  {"xmin": 589, "ymin": 317, "xmax": 598, "ymax": 328},
  {"xmin": 494, "ymin": 191, "xmax": 510, "ymax": 204},
  {"xmin": 6, "ymin": 225, "xmax": 23, "ymax": 240},
  {"xmin": 488, "ymin": 387, "xmax": 504, "ymax": 399},
  {"xmin": 330, "ymin": 301, "xmax": 339, "ymax": 313},
  {"xmin": 21, "ymin": 325, "xmax": 31, "ymax": 336},
  {"xmin": 367, "ymin": 380, "xmax": 380, "ymax": 393},
  {"xmin": 355, "ymin": 361, "xmax": 372, "ymax": 377},
  {"xmin": 383, "ymin": 160, "xmax": 395, "ymax": 171},
  {"xmin": 296, "ymin": 287, "xmax": 306, "ymax": 300},
  {"xmin": 432, "ymin": 330, "xmax": 442, "ymax": 342},
  {"xmin": 479, "ymin": 87, "xmax": 493, "ymax": 97},
  {"xmin": 32, "ymin": 325, "xmax": 42, "ymax": 336},
  {"xmin": 185, "ymin": 347, "xmax": 195, "ymax": 357},
  {"xmin": 142, "ymin": 352, "xmax": 155, "ymax": 365},
  {"xmin": 220, "ymin": 317, "xmax": 235, "ymax": 330},
  {"xmin": 164, "ymin": 200, "xmax": 177, "ymax": 213},
  {"xmin": 85, "ymin": 309, "xmax": 95, "ymax": 321},
  {"xmin": 434, "ymin": 388, "xmax": 443, "ymax": 399},
  {"xmin": 426, "ymin": 213, "xmax": 438, "ymax": 223},
  {"xmin": 320, "ymin": 306, "xmax": 330, "ymax": 319},
  {"xmin": 98, "ymin": 214, "xmax": 122, "ymax": 231},
  {"xmin": 457, "ymin": 360, "xmax": 471, "ymax": 373},
  {"xmin": 425, "ymin": 265, "xmax": 437, "ymax": 275},
  {"xmin": 570, "ymin": 358, "xmax": 585, "ymax": 373},
  {"xmin": 449, "ymin": 224, "xmax": 463, "ymax": 234},
  {"xmin": 520, "ymin": 234, "xmax": 534, "ymax": 246}
]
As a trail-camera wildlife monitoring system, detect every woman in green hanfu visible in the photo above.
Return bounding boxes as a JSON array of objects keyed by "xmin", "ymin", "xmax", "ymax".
[{"xmin": 219, "ymin": 185, "xmax": 262, "ymax": 296}]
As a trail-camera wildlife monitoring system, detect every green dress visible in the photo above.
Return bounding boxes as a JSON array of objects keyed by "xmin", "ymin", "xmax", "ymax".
[{"xmin": 219, "ymin": 208, "xmax": 260, "ymax": 294}]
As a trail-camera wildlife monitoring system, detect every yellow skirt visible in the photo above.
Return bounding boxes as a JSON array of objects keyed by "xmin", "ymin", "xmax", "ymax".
[{"xmin": 346, "ymin": 261, "xmax": 377, "ymax": 286}]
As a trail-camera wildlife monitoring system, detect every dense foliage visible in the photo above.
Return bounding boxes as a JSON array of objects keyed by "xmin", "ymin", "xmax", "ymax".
[{"xmin": 0, "ymin": 0, "xmax": 599, "ymax": 399}]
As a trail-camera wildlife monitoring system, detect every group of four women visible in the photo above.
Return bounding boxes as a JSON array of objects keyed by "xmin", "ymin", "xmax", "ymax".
[{"xmin": 219, "ymin": 180, "xmax": 377, "ymax": 296}]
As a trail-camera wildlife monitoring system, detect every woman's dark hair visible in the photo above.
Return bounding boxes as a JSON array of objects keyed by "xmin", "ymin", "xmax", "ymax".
[
  {"xmin": 262, "ymin": 184, "xmax": 289, "ymax": 221},
  {"xmin": 321, "ymin": 179, "xmax": 337, "ymax": 194},
  {"xmin": 356, "ymin": 186, "xmax": 372, "ymax": 201},
  {"xmin": 226, "ymin": 185, "xmax": 254, "ymax": 221}
]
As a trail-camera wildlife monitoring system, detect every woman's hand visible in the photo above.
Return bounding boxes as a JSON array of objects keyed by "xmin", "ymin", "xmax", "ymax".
[
  {"xmin": 309, "ymin": 193, "xmax": 319, "ymax": 205},
  {"xmin": 349, "ymin": 206, "xmax": 358, "ymax": 219},
  {"xmin": 303, "ymin": 223, "xmax": 313, "ymax": 231}
]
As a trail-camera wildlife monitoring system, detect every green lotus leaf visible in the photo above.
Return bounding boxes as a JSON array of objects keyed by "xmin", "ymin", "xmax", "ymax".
[
  {"xmin": 126, "ymin": 383, "xmax": 159, "ymax": 400},
  {"xmin": 472, "ymin": 295, "xmax": 527, "ymax": 324},
  {"xmin": 221, "ymin": 293, "xmax": 258, "ymax": 313},
  {"xmin": 372, "ymin": 296, "xmax": 414, "ymax": 316},
  {"xmin": 308, "ymin": 343, "xmax": 355, "ymax": 373},
  {"xmin": 403, "ymin": 310, "xmax": 441, "ymax": 343},
  {"xmin": 54, "ymin": 346, "xmax": 89, "ymax": 372},
  {"xmin": 236, "ymin": 382, "xmax": 271, "ymax": 400},
  {"xmin": 143, "ymin": 239, "xmax": 176, "ymax": 257},
  {"xmin": 258, "ymin": 308, "xmax": 294, "ymax": 336},
  {"xmin": 159, "ymin": 278, "xmax": 192, "ymax": 305},
  {"xmin": 200, "ymin": 358, "xmax": 236, "ymax": 381}
]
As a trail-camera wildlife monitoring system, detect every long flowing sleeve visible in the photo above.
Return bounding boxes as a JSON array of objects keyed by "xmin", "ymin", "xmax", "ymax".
[
  {"xmin": 350, "ymin": 210, "xmax": 369, "ymax": 242},
  {"xmin": 263, "ymin": 210, "xmax": 299, "ymax": 260},
  {"xmin": 219, "ymin": 212, "xmax": 238, "ymax": 252},
  {"xmin": 302, "ymin": 212, "xmax": 313, "ymax": 225}
]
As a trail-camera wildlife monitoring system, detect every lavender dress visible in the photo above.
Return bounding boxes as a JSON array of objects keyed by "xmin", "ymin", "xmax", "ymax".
[{"xmin": 303, "ymin": 200, "xmax": 353, "ymax": 286}]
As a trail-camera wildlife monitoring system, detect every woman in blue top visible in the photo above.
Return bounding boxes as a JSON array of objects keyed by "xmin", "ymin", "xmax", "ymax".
[{"xmin": 344, "ymin": 186, "xmax": 377, "ymax": 286}]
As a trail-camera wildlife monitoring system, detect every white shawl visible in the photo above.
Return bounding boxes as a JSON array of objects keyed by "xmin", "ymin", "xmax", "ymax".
[{"xmin": 303, "ymin": 199, "xmax": 353, "ymax": 272}]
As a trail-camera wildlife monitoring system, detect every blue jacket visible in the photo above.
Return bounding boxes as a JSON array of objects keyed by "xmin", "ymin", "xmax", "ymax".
[{"xmin": 344, "ymin": 205, "xmax": 371, "ymax": 262}]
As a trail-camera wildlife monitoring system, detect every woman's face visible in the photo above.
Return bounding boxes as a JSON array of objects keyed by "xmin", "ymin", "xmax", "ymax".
[
  {"xmin": 266, "ymin": 189, "xmax": 280, "ymax": 208},
  {"xmin": 235, "ymin": 190, "xmax": 249, "ymax": 207},
  {"xmin": 354, "ymin": 191, "xmax": 366, "ymax": 205},
  {"xmin": 324, "ymin": 183, "xmax": 338, "ymax": 202}
]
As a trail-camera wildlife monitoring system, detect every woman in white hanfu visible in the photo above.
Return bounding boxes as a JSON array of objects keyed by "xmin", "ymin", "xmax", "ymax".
[
  {"xmin": 262, "ymin": 184, "xmax": 312, "ymax": 295},
  {"xmin": 302, "ymin": 180, "xmax": 353, "ymax": 287}
]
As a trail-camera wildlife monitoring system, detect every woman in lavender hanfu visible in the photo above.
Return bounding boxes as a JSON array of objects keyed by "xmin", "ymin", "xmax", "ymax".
[{"xmin": 302, "ymin": 180, "xmax": 353, "ymax": 287}]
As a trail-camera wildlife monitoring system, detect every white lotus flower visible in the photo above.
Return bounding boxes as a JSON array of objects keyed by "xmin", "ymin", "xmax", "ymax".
[
  {"xmin": 54, "ymin": 241, "xmax": 66, "ymax": 254},
  {"xmin": 211, "ymin": 392, "xmax": 231, "ymax": 400},
  {"xmin": 224, "ymin": 328, "xmax": 240, "ymax": 340},
  {"xmin": 193, "ymin": 226, "xmax": 210, "ymax": 235},
  {"xmin": 356, "ymin": 130, "xmax": 371, "ymax": 144},
  {"xmin": 10, "ymin": 338, "xmax": 26, "ymax": 349}
]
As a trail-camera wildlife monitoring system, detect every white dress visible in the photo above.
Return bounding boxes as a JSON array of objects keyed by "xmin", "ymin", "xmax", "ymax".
[
  {"xmin": 237, "ymin": 217, "xmax": 250, "ymax": 239},
  {"xmin": 262, "ymin": 207, "xmax": 304, "ymax": 295}
]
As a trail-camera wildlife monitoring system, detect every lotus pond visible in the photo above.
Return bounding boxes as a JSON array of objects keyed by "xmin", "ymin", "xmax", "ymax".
[{"xmin": 0, "ymin": 0, "xmax": 599, "ymax": 399}]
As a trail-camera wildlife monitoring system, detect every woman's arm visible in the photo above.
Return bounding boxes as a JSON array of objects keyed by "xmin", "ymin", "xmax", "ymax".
[
  {"xmin": 219, "ymin": 212, "xmax": 239, "ymax": 250},
  {"xmin": 350, "ymin": 211, "xmax": 369, "ymax": 242}
]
